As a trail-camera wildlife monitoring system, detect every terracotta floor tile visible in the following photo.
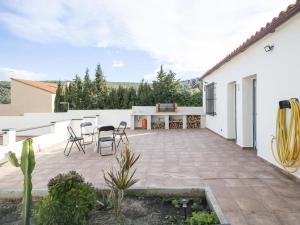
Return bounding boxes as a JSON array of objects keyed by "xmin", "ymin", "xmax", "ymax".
[
  {"xmin": 1, "ymin": 129, "xmax": 300, "ymax": 225},
  {"xmin": 224, "ymin": 211, "xmax": 248, "ymax": 225},
  {"xmin": 275, "ymin": 212, "xmax": 300, "ymax": 225},
  {"xmin": 243, "ymin": 212, "xmax": 282, "ymax": 225}
]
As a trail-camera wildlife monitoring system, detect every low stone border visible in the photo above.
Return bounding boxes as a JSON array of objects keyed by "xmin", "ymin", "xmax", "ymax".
[
  {"xmin": 0, "ymin": 187, "xmax": 229, "ymax": 224},
  {"xmin": 125, "ymin": 187, "xmax": 229, "ymax": 225}
]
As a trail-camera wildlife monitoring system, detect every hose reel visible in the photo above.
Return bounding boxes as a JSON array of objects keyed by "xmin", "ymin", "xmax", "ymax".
[{"xmin": 271, "ymin": 98, "xmax": 300, "ymax": 173}]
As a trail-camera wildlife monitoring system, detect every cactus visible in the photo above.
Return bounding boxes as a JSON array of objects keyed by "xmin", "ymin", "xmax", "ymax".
[{"xmin": 6, "ymin": 138, "xmax": 36, "ymax": 225}]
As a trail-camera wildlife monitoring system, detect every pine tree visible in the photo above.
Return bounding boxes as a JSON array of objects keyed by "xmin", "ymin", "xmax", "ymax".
[
  {"xmin": 127, "ymin": 87, "xmax": 137, "ymax": 108},
  {"xmin": 137, "ymin": 80, "xmax": 155, "ymax": 106},
  {"xmin": 64, "ymin": 83, "xmax": 70, "ymax": 110},
  {"xmin": 152, "ymin": 65, "xmax": 181, "ymax": 103},
  {"xmin": 83, "ymin": 68, "xmax": 93, "ymax": 109},
  {"xmin": 94, "ymin": 64, "xmax": 108, "ymax": 109},
  {"xmin": 108, "ymin": 87, "xmax": 118, "ymax": 109},
  {"xmin": 137, "ymin": 80, "xmax": 154, "ymax": 106},
  {"xmin": 73, "ymin": 75, "xmax": 83, "ymax": 109},
  {"xmin": 54, "ymin": 81, "xmax": 65, "ymax": 112},
  {"xmin": 53, "ymin": 63, "xmax": 202, "ymax": 110},
  {"xmin": 67, "ymin": 81, "xmax": 76, "ymax": 109},
  {"xmin": 116, "ymin": 85, "xmax": 126, "ymax": 109}
]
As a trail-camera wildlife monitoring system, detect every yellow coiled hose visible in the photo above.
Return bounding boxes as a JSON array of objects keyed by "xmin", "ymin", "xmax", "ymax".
[{"xmin": 271, "ymin": 99, "xmax": 300, "ymax": 173}]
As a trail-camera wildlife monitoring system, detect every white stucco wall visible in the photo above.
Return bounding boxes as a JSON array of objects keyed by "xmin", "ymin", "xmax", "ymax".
[
  {"xmin": 68, "ymin": 110, "xmax": 132, "ymax": 127},
  {"xmin": 203, "ymin": 13, "xmax": 300, "ymax": 177},
  {"xmin": 0, "ymin": 120, "xmax": 70, "ymax": 162},
  {"xmin": 0, "ymin": 110, "xmax": 132, "ymax": 133}
]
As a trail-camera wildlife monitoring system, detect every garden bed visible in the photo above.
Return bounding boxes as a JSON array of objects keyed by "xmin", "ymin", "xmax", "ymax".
[{"xmin": 0, "ymin": 188, "xmax": 229, "ymax": 225}]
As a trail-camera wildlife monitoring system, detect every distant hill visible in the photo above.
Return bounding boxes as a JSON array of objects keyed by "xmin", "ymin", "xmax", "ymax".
[
  {"xmin": 181, "ymin": 78, "xmax": 203, "ymax": 90},
  {"xmin": 107, "ymin": 82, "xmax": 140, "ymax": 89},
  {"xmin": 42, "ymin": 80, "xmax": 140, "ymax": 89}
]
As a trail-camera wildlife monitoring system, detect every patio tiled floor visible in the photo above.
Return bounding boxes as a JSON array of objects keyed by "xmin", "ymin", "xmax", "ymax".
[{"xmin": 1, "ymin": 129, "xmax": 300, "ymax": 225}]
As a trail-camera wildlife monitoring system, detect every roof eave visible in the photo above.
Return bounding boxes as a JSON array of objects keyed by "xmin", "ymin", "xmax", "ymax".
[{"xmin": 200, "ymin": 0, "xmax": 300, "ymax": 80}]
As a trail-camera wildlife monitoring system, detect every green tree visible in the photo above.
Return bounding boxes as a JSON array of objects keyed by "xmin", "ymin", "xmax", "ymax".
[
  {"xmin": 94, "ymin": 64, "xmax": 108, "ymax": 109},
  {"xmin": 137, "ymin": 80, "xmax": 154, "ymax": 106},
  {"xmin": 55, "ymin": 64, "xmax": 203, "ymax": 110},
  {"xmin": 73, "ymin": 75, "xmax": 83, "ymax": 109},
  {"xmin": 152, "ymin": 65, "xmax": 181, "ymax": 103},
  {"xmin": 66, "ymin": 81, "xmax": 77, "ymax": 109},
  {"xmin": 108, "ymin": 87, "xmax": 118, "ymax": 109},
  {"xmin": 190, "ymin": 90, "xmax": 202, "ymax": 106},
  {"xmin": 64, "ymin": 84, "xmax": 70, "ymax": 110},
  {"xmin": 54, "ymin": 81, "xmax": 65, "ymax": 112},
  {"xmin": 126, "ymin": 87, "xmax": 137, "ymax": 108},
  {"xmin": 82, "ymin": 68, "xmax": 93, "ymax": 109},
  {"xmin": 116, "ymin": 85, "xmax": 127, "ymax": 109}
]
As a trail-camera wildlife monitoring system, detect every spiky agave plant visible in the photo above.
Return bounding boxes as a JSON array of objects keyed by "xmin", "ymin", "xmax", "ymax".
[
  {"xmin": 103, "ymin": 144, "xmax": 140, "ymax": 217},
  {"xmin": 5, "ymin": 138, "xmax": 36, "ymax": 225}
]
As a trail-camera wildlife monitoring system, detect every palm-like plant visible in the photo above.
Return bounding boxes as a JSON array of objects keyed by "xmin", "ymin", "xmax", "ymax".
[{"xmin": 103, "ymin": 145, "xmax": 140, "ymax": 217}]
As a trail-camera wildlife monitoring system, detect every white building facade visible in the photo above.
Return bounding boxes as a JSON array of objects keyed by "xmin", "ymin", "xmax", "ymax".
[{"xmin": 201, "ymin": 4, "xmax": 300, "ymax": 178}]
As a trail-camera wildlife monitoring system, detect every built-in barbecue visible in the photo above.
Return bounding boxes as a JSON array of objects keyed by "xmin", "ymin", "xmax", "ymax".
[
  {"xmin": 131, "ymin": 105, "xmax": 203, "ymax": 130},
  {"xmin": 156, "ymin": 103, "xmax": 177, "ymax": 113}
]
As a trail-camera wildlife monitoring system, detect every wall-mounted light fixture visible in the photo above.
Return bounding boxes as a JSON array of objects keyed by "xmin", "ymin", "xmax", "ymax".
[{"xmin": 264, "ymin": 45, "xmax": 274, "ymax": 52}]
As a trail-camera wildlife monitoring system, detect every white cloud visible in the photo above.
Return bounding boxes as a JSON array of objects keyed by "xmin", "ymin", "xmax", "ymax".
[
  {"xmin": 0, "ymin": 67, "xmax": 46, "ymax": 81},
  {"xmin": 112, "ymin": 60, "xmax": 125, "ymax": 68},
  {"xmin": 0, "ymin": 0, "xmax": 295, "ymax": 77}
]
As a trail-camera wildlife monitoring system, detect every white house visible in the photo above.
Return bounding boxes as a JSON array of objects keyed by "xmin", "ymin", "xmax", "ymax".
[{"xmin": 201, "ymin": 2, "xmax": 300, "ymax": 177}]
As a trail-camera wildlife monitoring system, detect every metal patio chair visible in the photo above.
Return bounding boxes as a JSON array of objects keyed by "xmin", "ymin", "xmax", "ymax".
[
  {"xmin": 114, "ymin": 121, "xmax": 129, "ymax": 147},
  {"xmin": 64, "ymin": 126, "xmax": 85, "ymax": 156},
  {"xmin": 97, "ymin": 125, "xmax": 116, "ymax": 156},
  {"xmin": 80, "ymin": 122, "xmax": 95, "ymax": 148}
]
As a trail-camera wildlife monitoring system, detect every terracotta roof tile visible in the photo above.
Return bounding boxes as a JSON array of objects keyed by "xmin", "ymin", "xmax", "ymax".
[
  {"xmin": 200, "ymin": 0, "xmax": 300, "ymax": 79},
  {"xmin": 11, "ymin": 78, "xmax": 57, "ymax": 94}
]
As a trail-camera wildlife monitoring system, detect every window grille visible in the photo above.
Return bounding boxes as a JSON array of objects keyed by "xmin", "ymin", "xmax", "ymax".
[{"xmin": 205, "ymin": 82, "xmax": 216, "ymax": 115}]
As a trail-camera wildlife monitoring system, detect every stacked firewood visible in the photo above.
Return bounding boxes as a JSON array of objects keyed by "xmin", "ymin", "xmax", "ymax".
[
  {"xmin": 169, "ymin": 120, "xmax": 183, "ymax": 129},
  {"xmin": 187, "ymin": 115, "xmax": 201, "ymax": 129},
  {"xmin": 152, "ymin": 121, "xmax": 165, "ymax": 129}
]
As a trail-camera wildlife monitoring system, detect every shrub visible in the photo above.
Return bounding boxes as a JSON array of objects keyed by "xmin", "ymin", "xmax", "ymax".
[
  {"xmin": 189, "ymin": 211, "xmax": 219, "ymax": 225},
  {"xmin": 34, "ymin": 171, "xmax": 96, "ymax": 225}
]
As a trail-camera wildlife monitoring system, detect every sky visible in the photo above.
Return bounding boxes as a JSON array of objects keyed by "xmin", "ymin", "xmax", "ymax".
[{"xmin": 0, "ymin": 0, "xmax": 295, "ymax": 82}]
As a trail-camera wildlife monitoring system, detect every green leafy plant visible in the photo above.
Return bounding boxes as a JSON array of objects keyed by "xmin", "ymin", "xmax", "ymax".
[
  {"xmin": 5, "ymin": 138, "xmax": 35, "ymax": 225},
  {"xmin": 171, "ymin": 199, "xmax": 181, "ymax": 209},
  {"xmin": 34, "ymin": 171, "xmax": 96, "ymax": 225},
  {"xmin": 103, "ymin": 145, "xmax": 140, "ymax": 217},
  {"xmin": 189, "ymin": 211, "xmax": 219, "ymax": 225}
]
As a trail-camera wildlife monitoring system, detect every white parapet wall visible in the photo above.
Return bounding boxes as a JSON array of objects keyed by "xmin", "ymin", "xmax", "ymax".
[
  {"xmin": 0, "ymin": 109, "xmax": 132, "ymax": 161},
  {"xmin": 0, "ymin": 120, "xmax": 71, "ymax": 162},
  {"xmin": 0, "ymin": 109, "xmax": 131, "ymax": 133},
  {"xmin": 68, "ymin": 110, "xmax": 132, "ymax": 127}
]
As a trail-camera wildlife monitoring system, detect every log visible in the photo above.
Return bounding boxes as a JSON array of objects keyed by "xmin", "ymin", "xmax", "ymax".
[
  {"xmin": 152, "ymin": 121, "xmax": 165, "ymax": 129},
  {"xmin": 187, "ymin": 115, "xmax": 201, "ymax": 129},
  {"xmin": 169, "ymin": 120, "xmax": 183, "ymax": 129}
]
